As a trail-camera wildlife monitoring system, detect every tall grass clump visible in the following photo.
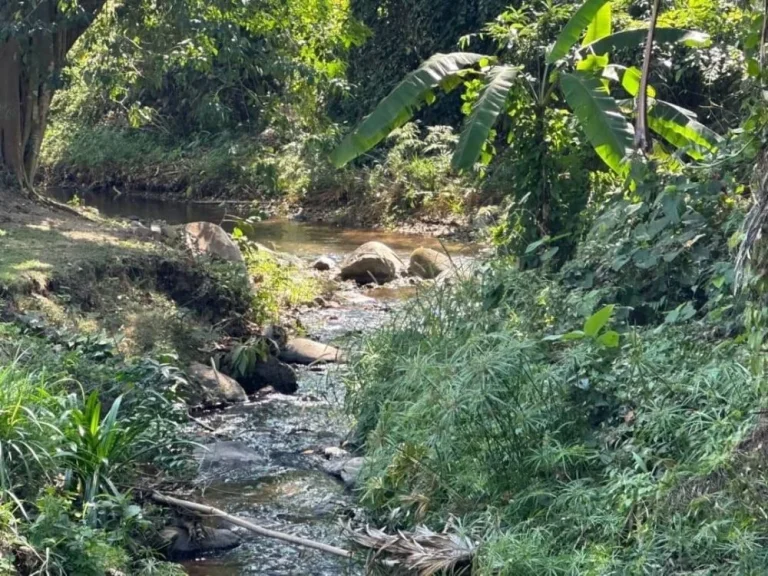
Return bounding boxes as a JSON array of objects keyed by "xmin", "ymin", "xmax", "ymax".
[{"xmin": 346, "ymin": 263, "xmax": 768, "ymax": 574}]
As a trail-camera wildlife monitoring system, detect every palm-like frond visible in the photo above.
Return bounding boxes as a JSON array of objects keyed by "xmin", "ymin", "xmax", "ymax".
[
  {"xmin": 647, "ymin": 99, "xmax": 722, "ymax": 159},
  {"xmin": 331, "ymin": 52, "xmax": 488, "ymax": 168},
  {"xmin": 735, "ymin": 151, "xmax": 768, "ymax": 290},
  {"xmin": 452, "ymin": 65, "xmax": 520, "ymax": 171},
  {"xmin": 582, "ymin": 27, "xmax": 710, "ymax": 55},
  {"xmin": 548, "ymin": 0, "xmax": 611, "ymax": 63},
  {"xmin": 560, "ymin": 71, "xmax": 635, "ymax": 174},
  {"xmin": 346, "ymin": 522, "xmax": 476, "ymax": 576}
]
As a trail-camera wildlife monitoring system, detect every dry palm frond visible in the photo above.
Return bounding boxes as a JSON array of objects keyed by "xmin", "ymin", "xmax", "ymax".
[
  {"xmin": 735, "ymin": 150, "xmax": 768, "ymax": 291},
  {"xmin": 345, "ymin": 521, "xmax": 476, "ymax": 575}
]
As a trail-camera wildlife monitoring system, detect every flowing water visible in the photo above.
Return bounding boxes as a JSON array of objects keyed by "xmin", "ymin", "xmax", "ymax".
[{"xmin": 45, "ymin": 189, "xmax": 475, "ymax": 575}]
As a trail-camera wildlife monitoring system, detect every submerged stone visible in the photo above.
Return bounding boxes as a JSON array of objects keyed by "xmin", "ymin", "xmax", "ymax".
[{"xmin": 160, "ymin": 524, "xmax": 241, "ymax": 560}]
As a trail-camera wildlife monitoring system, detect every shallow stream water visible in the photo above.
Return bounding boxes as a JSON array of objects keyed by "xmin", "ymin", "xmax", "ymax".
[{"xmin": 44, "ymin": 189, "xmax": 474, "ymax": 575}]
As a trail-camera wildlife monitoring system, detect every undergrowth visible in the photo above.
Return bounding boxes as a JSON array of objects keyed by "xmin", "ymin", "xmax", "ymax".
[
  {"xmin": 346, "ymin": 263, "xmax": 768, "ymax": 574},
  {"xmin": 236, "ymin": 232, "xmax": 322, "ymax": 324},
  {"xmin": 0, "ymin": 322, "xmax": 190, "ymax": 575}
]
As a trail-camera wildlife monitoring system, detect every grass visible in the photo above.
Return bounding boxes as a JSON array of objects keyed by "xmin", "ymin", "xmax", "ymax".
[
  {"xmin": 346, "ymin": 263, "xmax": 768, "ymax": 574},
  {"xmin": 241, "ymin": 242, "xmax": 323, "ymax": 324},
  {"xmin": 0, "ymin": 223, "xmax": 159, "ymax": 293},
  {"xmin": 0, "ymin": 197, "xmax": 256, "ymax": 361}
]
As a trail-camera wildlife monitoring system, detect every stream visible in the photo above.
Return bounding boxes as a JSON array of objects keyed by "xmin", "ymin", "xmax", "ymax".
[{"xmin": 46, "ymin": 189, "xmax": 475, "ymax": 575}]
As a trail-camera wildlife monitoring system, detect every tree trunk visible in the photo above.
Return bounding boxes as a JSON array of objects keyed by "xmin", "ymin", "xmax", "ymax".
[{"xmin": 0, "ymin": 0, "xmax": 106, "ymax": 188}]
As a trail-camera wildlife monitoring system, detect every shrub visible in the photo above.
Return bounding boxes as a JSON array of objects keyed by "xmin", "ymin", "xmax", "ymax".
[{"xmin": 346, "ymin": 264, "xmax": 768, "ymax": 573}]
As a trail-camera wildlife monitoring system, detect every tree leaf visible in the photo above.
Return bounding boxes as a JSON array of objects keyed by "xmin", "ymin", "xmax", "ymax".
[
  {"xmin": 647, "ymin": 99, "xmax": 722, "ymax": 159},
  {"xmin": 597, "ymin": 330, "xmax": 620, "ymax": 348},
  {"xmin": 582, "ymin": 28, "xmax": 710, "ymax": 56},
  {"xmin": 560, "ymin": 72, "xmax": 634, "ymax": 174},
  {"xmin": 621, "ymin": 66, "xmax": 656, "ymax": 98},
  {"xmin": 562, "ymin": 330, "xmax": 587, "ymax": 341},
  {"xmin": 584, "ymin": 304, "xmax": 615, "ymax": 337},
  {"xmin": 576, "ymin": 53, "xmax": 610, "ymax": 72},
  {"xmin": 331, "ymin": 52, "xmax": 488, "ymax": 167},
  {"xmin": 548, "ymin": 0, "xmax": 612, "ymax": 63},
  {"xmin": 452, "ymin": 65, "xmax": 520, "ymax": 171},
  {"xmin": 583, "ymin": 2, "xmax": 612, "ymax": 46}
]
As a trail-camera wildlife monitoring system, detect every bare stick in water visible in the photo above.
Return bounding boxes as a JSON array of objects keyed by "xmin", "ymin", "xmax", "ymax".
[{"xmin": 150, "ymin": 491, "xmax": 353, "ymax": 558}]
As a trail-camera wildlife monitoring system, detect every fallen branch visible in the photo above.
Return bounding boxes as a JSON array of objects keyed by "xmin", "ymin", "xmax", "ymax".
[{"xmin": 150, "ymin": 491, "xmax": 353, "ymax": 558}]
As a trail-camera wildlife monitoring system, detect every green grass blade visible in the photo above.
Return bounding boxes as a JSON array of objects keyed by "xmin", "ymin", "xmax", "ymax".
[
  {"xmin": 452, "ymin": 65, "xmax": 520, "ymax": 172},
  {"xmin": 560, "ymin": 71, "xmax": 634, "ymax": 174},
  {"xmin": 331, "ymin": 52, "xmax": 488, "ymax": 167}
]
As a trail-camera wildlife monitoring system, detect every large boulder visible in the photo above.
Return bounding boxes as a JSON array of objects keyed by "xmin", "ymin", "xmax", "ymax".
[
  {"xmin": 278, "ymin": 338, "xmax": 345, "ymax": 365},
  {"xmin": 183, "ymin": 222, "xmax": 244, "ymax": 264},
  {"xmin": 340, "ymin": 242, "xmax": 404, "ymax": 284},
  {"xmin": 185, "ymin": 363, "xmax": 247, "ymax": 407},
  {"xmin": 408, "ymin": 247, "xmax": 451, "ymax": 279}
]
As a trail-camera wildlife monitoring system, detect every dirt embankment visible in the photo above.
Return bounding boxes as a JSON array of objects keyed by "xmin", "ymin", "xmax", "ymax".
[{"xmin": 0, "ymin": 188, "xmax": 254, "ymax": 360}]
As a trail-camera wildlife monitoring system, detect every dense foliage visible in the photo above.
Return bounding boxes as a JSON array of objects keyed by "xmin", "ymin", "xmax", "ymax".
[{"xmin": 9, "ymin": 0, "xmax": 768, "ymax": 572}]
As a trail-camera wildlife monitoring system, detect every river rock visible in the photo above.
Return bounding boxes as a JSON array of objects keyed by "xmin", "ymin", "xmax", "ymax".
[
  {"xmin": 278, "ymin": 338, "xmax": 345, "ymax": 365},
  {"xmin": 408, "ymin": 247, "xmax": 451, "ymax": 279},
  {"xmin": 183, "ymin": 222, "xmax": 244, "ymax": 264},
  {"xmin": 341, "ymin": 457, "xmax": 364, "ymax": 488},
  {"xmin": 340, "ymin": 241, "xmax": 404, "ymax": 284},
  {"xmin": 325, "ymin": 457, "xmax": 364, "ymax": 489},
  {"xmin": 323, "ymin": 446, "xmax": 350, "ymax": 460},
  {"xmin": 160, "ymin": 525, "xmax": 241, "ymax": 560},
  {"xmin": 311, "ymin": 256, "xmax": 336, "ymax": 271},
  {"xmin": 235, "ymin": 355, "xmax": 298, "ymax": 395},
  {"xmin": 186, "ymin": 362, "xmax": 247, "ymax": 407}
]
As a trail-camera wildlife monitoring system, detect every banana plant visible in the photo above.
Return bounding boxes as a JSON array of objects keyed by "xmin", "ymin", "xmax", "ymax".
[{"xmin": 332, "ymin": 0, "xmax": 720, "ymax": 176}]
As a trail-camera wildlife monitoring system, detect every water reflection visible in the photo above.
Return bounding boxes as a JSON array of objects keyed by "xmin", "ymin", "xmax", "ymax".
[{"xmin": 46, "ymin": 188, "xmax": 473, "ymax": 259}]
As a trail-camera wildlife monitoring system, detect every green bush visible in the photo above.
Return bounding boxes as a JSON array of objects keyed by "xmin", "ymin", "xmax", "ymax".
[
  {"xmin": 0, "ymin": 323, "xmax": 190, "ymax": 574},
  {"xmin": 346, "ymin": 264, "xmax": 768, "ymax": 574}
]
